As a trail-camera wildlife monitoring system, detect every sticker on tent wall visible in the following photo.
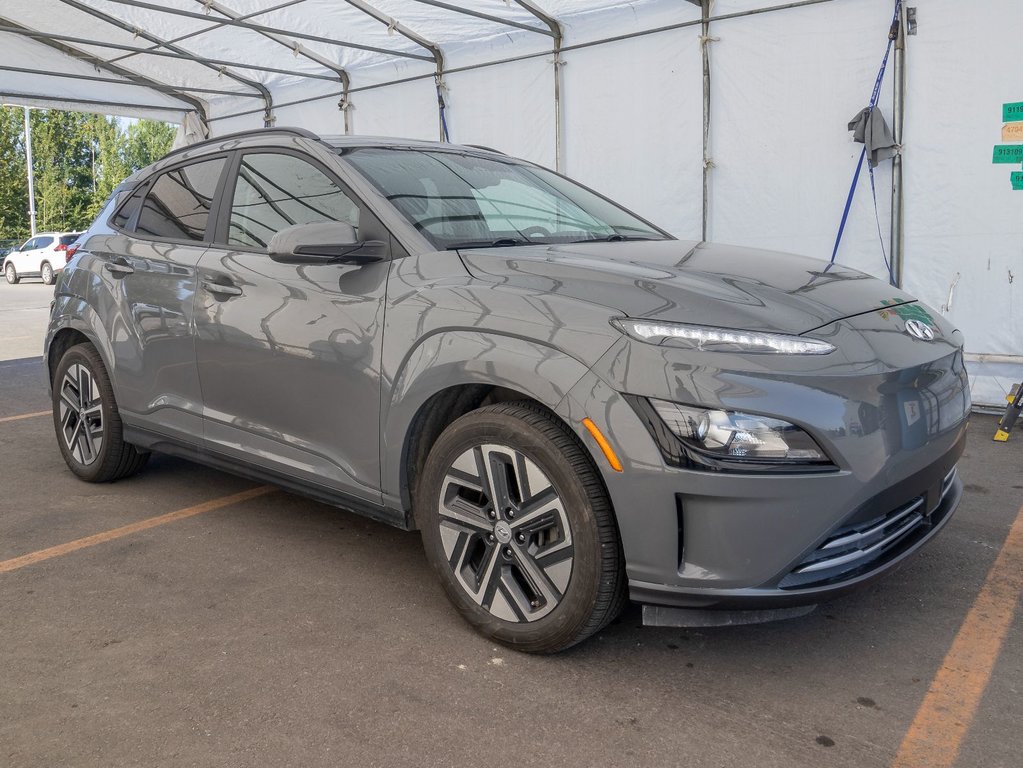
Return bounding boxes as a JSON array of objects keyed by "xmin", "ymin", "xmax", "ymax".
[
  {"xmin": 1003, "ymin": 102, "xmax": 1023, "ymax": 122},
  {"xmin": 1011, "ymin": 172, "xmax": 1023, "ymax": 191},
  {"xmin": 1003, "ymin": 123, "xmax": 1023, "ymax": 141},
  {"xmin": 992, "ymin": 145, "xmax": 1023, "ymax": 163}
]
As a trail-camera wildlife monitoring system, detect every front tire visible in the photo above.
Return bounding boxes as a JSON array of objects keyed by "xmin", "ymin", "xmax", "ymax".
[
  {"xmin": 52, "ymin": 343, "xmax": 149, "ymax": 482},
  {"xmin": 41, "ymin": 262, "xmax": 54, "ymax": 285},
  {"xmin": 417, "ymin": 402, "xmax": 626, "ymax": 653},
  {"xmin": 5, "ymin": 262, "xmax": 18, "ymax": 284}
]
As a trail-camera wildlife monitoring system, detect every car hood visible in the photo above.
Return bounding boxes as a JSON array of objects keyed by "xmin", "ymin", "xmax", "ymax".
[{"xmin": 457, "ymin": 240, "xmax": 916, "ymax": 335}]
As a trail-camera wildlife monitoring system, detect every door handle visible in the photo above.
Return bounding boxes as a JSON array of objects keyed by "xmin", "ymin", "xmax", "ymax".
[
  {"xmin": 103, "ymin": 260, "xmax": 134, "ymax": 276},
  {"xmin": 202, "ymin": 280, "xmax": 243, "ymax": 297}
]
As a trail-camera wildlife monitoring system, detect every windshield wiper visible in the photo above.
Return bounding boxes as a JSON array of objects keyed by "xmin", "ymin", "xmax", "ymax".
[
  {"xmin": 446, "ymin": 238, "xmax": 536, "ymax": 250},
  {"xmin": 571, "ymin": 234, "xmax": 661, "ymax": 244}
]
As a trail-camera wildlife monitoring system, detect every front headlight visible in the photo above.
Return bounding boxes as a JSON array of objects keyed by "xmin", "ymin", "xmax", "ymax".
[
  {"xmin": 650, "ymin": 399, "xmax": 830, "ymax": 463},
  {"xmin": 612, "ymin": 317, "xmax": 835, "ymax": 355}
]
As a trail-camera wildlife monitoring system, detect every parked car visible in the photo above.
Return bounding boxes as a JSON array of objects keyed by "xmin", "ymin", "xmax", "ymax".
[
  {"xmin": 3, "ymin": 232, "xmax": 82, "ymax": 285},
  {"xmin": 0, "ymin": 238, "xmax": 21, "ymax": 259},
  {"xmin": 44, "ymin": 128, "xmax": 969, "ymax": 652}
]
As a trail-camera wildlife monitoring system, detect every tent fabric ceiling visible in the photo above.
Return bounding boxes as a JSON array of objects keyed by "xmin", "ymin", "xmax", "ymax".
[{"xmin": 0, "ymin": 0, "xmax": 699, "ymax": 123}]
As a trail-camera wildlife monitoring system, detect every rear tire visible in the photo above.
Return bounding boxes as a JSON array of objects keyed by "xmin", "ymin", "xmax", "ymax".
[
  {"xmin": 41, "ymin": 262, "xmax": 54, "ymax": 285},
  {"xmin": 5, "ymin": 262, "xmax": 18, "ymax": 284},
  {"xmin": 52, "ymin": 343, "xmax": 150, "ymax": 482},
  {"xmin": 417, "ymin": 402, "xmax": 626, "ymax": 653}
]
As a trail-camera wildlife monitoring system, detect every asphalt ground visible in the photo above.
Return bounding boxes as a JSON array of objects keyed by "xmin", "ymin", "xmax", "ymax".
[{"xmin": 1, "ymin": 279, "xmax": 1021, "ymax": 767}]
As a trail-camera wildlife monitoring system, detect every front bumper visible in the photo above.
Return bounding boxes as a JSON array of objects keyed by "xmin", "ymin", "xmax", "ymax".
[{"xmin": 557, "ymin": 312, "xmax": 971, "ymax": 612}]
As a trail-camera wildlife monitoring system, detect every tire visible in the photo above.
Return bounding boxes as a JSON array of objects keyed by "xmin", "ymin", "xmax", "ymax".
[
  {"xmin": 417, "ymin": 402, "xmax": 626, "ymax": 653},
  {"xmin": 41, "ymin": 262, "xmax": 54, "ymax": 285},
  {"xmin": 52, "ymin": 342, "xmax": 150, "ymax": 482},
  {"xmin": 4, "ymin": 262, "xmax": 18, "ymax": 284}
]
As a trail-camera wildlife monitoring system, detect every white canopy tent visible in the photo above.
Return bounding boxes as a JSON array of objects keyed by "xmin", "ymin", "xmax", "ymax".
[{"xmin": 1, "ymin": 0, "xmax": 1020, "ymax": 406}]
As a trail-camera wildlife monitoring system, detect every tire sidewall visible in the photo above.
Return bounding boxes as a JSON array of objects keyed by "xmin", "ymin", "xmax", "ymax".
[
  {"xmin": 41, "ymin": 262, "xmax": 53, "ymax": 285},
  {"xmin": 418, "ymin": 409, "xmax": 605, "ymax": 651},
  {"xmin": 5, "ymin": 263, "xmax": 16, "ymax": 284}
]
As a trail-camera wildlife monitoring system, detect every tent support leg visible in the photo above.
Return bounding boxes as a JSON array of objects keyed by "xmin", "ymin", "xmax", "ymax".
[
  {"xmin": 701, "ymin": 0, "xmax": 713, "ymax": 242},
  {"xmin": 890, "ymin": 1, "xmax": 907, "ymax": 288}
]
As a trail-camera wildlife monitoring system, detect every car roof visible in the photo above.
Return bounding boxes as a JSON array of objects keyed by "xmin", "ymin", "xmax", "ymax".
[{"xmin": 158, "ymin": 127, "xmax": 501, "ymax": 165}]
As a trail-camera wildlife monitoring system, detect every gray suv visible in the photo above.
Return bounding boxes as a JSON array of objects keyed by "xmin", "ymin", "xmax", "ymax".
[{"xmin": 45, "ymin": 128, "xmax": 970, "ymax": 652}]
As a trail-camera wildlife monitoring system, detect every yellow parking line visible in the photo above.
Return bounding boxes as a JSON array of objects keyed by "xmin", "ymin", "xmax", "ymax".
[
  {"xmin": 892, "ymin": 502, "xmax": 1023, "ymax": 768},
  {"xmin": 0, "ymin": 410, "xmax": 50, "ymax": 424},
  {"xmin": 0, "ymin": 486, "xmax": 275, "ymax": 574}
]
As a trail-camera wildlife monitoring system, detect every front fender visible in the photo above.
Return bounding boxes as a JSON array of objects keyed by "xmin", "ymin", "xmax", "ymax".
[{"xmin": 380, "ymin": 329, "xmax": 599, "ymax": 505}]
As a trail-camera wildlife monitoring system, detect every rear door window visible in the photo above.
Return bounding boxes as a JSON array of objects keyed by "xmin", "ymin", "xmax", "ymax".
[
  {"xmin": 136, "ymin": 157, "xmax": 226, "ymax": 242},
  {"xmin": 227, "ymin": 152, "xmax": 360, "ymax": 249},
  {"xmin": 35, "ymin": 236, "xmax": 54, "ymax": 249}
]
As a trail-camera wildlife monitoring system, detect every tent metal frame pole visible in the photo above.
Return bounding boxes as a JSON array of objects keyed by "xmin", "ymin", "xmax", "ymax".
[
  {"xmin": 512, "ymin": 1, "xmax": 564, "ymax": 172},
  {"xmin": 107, "ymin": 0, "xmax": 308, "ymax": 65},
  {"xmin": 56, "ymin": 0, "xmax": 276, "ymax": 126},
  {"xmin": 410, "ymin": 0, "xmax": 554, "ymax": 37},
  {"xmin": 101, "ymin": 0, "xmax": 432, "ymax": 61},
  {"xmin": 701, "ymin": 0, "xmax": 712, "ymax": 242},
  {"xmin": 891, "ymin": 1, "xmax": 907, "ymax": 288},
  {"xmin": 2, "ymin": 92, "xmax": 191, "ymax": 115},
  {"xmin": 192, "ymin": 0, "xmax": 352, "ymax": 134},
  {"xmin": 23, "ymin": 107, "xmax": 36, "ymax": 237},
  {"xmin": 0, "ymin": 25, "xmax": 338, "ymax": 83},
  {"xmin": 0, "ymin": 16, "xmax": 208, "ymax": 124},
  {"xmin": 342, "ymin": 0, "xmax": 447, "ymax": 141},
  {"xmin": 0, "ymin": 65, "xmax": 261, "ymax": 99}
]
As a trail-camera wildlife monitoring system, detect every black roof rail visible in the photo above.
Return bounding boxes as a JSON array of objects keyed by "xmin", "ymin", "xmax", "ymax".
[
  {"xmin": 465, "ymin": 144, "xmax": 505, "ymax": 155},
  {"xmin": 159, "ymin": 126, "xmax": 321, "ymax": 162}
]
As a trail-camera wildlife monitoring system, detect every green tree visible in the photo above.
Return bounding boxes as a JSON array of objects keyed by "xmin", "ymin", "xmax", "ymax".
[
  {"xmin": 0, "ymin": 106, "xmax": 177, "ymax": 239},
  {"xmin": 0, "ymin": 108, "xmax": 29, "ymax": 242}
]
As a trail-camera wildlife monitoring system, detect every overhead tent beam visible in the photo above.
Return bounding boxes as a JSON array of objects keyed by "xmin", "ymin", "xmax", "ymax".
[
  {"xmin": 108, "ymin": 0, "xmax": 308, "ymax": 66},
  {"xmin": 0, "ymin": 65, "xmax": 262, "ymax": 100},
  {"xmin": 1, "ymin": 91, "xmax": 193, "ymax": 116},
  {"xmin": 0, "ymin": 17, "xmax": 208, "ymax": 123},
  {"xmin": 0, "ymin": 24, "xmax": 339, "ymax": 83},
  {"xmin": 342, "ymin": 0, "xmax": 448, "ymax": 141},
  {"xmin": 57, "ymin": 0, "xmax": 276, "ymax": 126},
  {"xmin": 410, "ymin": 1, "xmax": 554, "ymax": 37},
  {"xmin": 510, "ymin": 1, "xmax": 565, "ymax": 172},
  {"xmin": 193, "ymin": 0, "xmax": 353, "ymax": 134},
  {"xmin": 102, "ymin": 0, "xmax": 433, "ymax": 61}
]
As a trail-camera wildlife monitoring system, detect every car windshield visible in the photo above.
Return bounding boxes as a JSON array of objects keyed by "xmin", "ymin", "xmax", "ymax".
[{"xmin": 342, "ymin": 148, "xmax": 671, "ymax": 250}]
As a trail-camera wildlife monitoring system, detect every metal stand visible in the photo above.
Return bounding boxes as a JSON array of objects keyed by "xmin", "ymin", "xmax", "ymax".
[{"xmin": 994, "ymin": 383, "xmax": 1023, "ymax": 442}]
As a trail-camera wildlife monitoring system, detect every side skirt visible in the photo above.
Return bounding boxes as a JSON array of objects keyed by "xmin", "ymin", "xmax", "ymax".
[{"xmin": 123, "ymin": 425, "xmax": 412, "ymax": 531}]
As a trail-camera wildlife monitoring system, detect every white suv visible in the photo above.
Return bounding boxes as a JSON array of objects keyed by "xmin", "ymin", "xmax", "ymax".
[{"xmin": 3, "ymin": 232, "xmax": 81, "ymax": 285}]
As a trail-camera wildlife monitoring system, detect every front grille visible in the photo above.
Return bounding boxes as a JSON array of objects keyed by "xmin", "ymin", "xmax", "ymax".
[{"xmin": 779, "ymin": 466, "xmax": 958, "ymax": 589}]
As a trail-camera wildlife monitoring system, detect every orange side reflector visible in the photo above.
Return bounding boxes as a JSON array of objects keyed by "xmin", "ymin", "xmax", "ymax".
[{"xmin": 582, "ymin": 417, "xmax": 623, "ymax": 472}]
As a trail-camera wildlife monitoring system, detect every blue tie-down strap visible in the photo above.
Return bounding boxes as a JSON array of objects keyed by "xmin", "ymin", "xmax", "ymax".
[{"xmin": 830, "ymin": 0, "xmax": 902, "ymax": 285}]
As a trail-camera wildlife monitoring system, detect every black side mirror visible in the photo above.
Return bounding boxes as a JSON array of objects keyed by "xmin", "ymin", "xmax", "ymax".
[{"xmin": 267, "ymin": 221, "xmax": 386, "ymax": 266}]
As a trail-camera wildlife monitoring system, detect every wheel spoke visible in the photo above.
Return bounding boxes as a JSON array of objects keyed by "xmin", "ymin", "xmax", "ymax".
[
  {"xmin": 510, "ymin": 488, "xmax": 561, "ymax": 531},
  {"xmin": 474, "ymin": 446, "xmax": 505, "ymax": 510},
  {"xmin": 461, "ymin": 542, "xmax": 501, "ymax": 605},
  {"xmin": 511, "ymin": 544, "xmax": 567, "ymax": 606},
  {"xmin": 438, "ymin": 495, "xmax": 492, "ymax": 536}
]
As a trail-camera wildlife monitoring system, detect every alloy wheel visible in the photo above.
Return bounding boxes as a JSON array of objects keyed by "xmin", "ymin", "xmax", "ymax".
[
  {"xmin": 57, "ymin": 363, "xmax": 105, "ymax": 465},
  {"xmin": 437, "ymin": 443, "xmax": 574, "ymax": 622}
]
